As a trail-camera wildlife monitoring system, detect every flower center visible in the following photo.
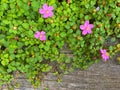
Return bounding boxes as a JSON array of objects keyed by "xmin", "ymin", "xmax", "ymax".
[
  {"xmin": 106, "ymin": 52, "xmax": 109, "ymax": 56},
  {"xmin": 86, "ymin": 26, "xmax": 90, "ymax": 30},
  {"xmin": 39, "ymin": 34, "xmax": 42, "ymax": 39},
  {"xmin": 46, "ymin": 10, "xmax": 49, "ymax": 14}
]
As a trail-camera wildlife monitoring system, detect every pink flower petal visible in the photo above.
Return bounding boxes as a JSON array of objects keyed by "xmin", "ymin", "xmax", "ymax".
[
  {"xmin": 41, "ymin": 31, "xmax": 45, "ymax": 34},
  {"xmin": 89, "ymin": 24, "xmax": 94, "ymax": 28},
  {"xmin": 102, "ymin": 54, "xmax": 109, "ymax": 62},
  {"xmin": 102, "ymin": 55, "xmax": 107, "ymax": 62},
  {"xmin": 48, "ymin": 6, "xmax": 54, "ymax": 10},
  {"xmin": 100, "ymin": 49, "xmax": 106, "ymax": 54},
  {"xmin": 80, "ymin": 20, "xmax": 94, "ymax": 35},
  {"xmin": 34, "ymin": 34, "xmax": 39, "ymax": 38},
  {"xmin": 87, "ymin": 29, "xmax": 92, "ymax": 34},
  {"xmin": 40, "ymin": 36, "xmax": 46, "ymax": 41},
  {"xmin": 84, "ymin": 20, "xmax": 89, "ymax": 27},
  {"xmin": 43, "ymin": 14, "xmax": 49, "ymax": 18},
  {"xmin": 34, "ymin": 31, "xmax": 40, "ymax": 39},
  {"xmin": 43, "ymin": 4, "xmax": 48, "ymax": 10},
  {"xmin": 82, "ymin": 30, "xmax": 87, "ymax": 35},
  {"xmin": 100, "ymin": 49, "xmax": 109, "ymax": 62},
  {"xmin": 39, "ymin": 9, "xmax": 44, "ymax": 14},
  {"xmin": 48, "ymin": 12, "xmax": 53, "ymax": 17},
  {"xmin": 34, "ymin": 31, "xmax": 46, "ymax": 41},
  {"xmin": 39, "ymin": 4, "xmax": 54, "ymax": 18},
  {"xmin": 80, "ymin": 25, "xmax": 85, "ymax": 30},
  {"xmin": 96, "ymin": 7, "xmax": 100, "ymax": 11}
]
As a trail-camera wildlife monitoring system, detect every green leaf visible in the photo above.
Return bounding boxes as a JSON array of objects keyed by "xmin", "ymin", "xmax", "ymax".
[
  {"xmin": 117, "ymin": 44, "xmax": 120, "ymax": 48},
  {"xmin": 60, "ymin": 32, "xmax": 66, "ymax": 37},
  {"xmin": 117, "ymin": 34, "xmax": 120, "ymax": 38},
  {"xmin": 22, "ymin": 23, "xmax": 29, "ymax": 29},
  {"xmin": 110, "ymin": 37, "xmax": 116, "ymax": 42},
  {"xmin": 31, "ymin": 1, "xmax": 40, "ymax": 11},
  {"xmin": 2, "ymin": 3, "xmax": 8, "ymax": 10},
  {"xmin": 52, "ymin": 47, "xmax": 58, "ymax": 55},
  {"xmin": 44, "ymin": 44, "xmax": 50, "ymax": 51},
  {"xmin": 28, "ymin": 31, "xmax": 33, "ymax": 36},
  {"xmin": 38, "ymin": 17, "xmax": 44, "ymax": 23},
  {"xmin": 109, "ymin": 46, "xmax": 113, "ymax": 51},
  {"xmin": 46, "ymin": 41, "xmax": 51, "ymax": 45},
  {"xmin": 65, "ymin": 25, "xmax": 70, "ymax": 29},
  {"xmin": 67, "ymin": 29, "xmax": 73, "ymax": 34},
  {"xmin": 65, "ymin": 58, "xmax": 71, "ymax": 63},
  {"xmin": 1, "ymin": 59, "xmax": 9, "ymax": 66},
  {"xmin": 49, "ymin": 0, "xmax": 56, "ymax": 5}
]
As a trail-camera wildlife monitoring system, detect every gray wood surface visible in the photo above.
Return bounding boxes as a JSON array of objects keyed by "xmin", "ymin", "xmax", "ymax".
[{"xmin": 1, "ymin": 53, "xmax": 120, "ymax": 90}]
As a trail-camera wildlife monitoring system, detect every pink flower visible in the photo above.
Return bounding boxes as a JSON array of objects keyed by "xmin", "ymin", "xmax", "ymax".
[
  {"xmin": 67, "ymin": 0, "xmax": 70, "ymax": 4},
  {"xmin": 96, "ymin": 6, "xmax": 100, "ymax": 11},
  {"xmin": 80, "ymin": 20, "xmax": 94, "ymax": 35},
  {"xmin": 34, "ymin": 31, "xmax": 46, "ymax": 41},
  {"xmin": 39, "ymin": 4, "xmax": 54, "ymax": 18},
  {"xmin": 100, "ymin": 49, "xmax": 110, "ymax": 62}
]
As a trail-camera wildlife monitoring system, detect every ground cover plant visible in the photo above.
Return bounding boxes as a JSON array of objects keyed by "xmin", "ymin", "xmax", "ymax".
[{"xmin": 0, "ymin": 0, "xmax": 120, "ymax": 88}]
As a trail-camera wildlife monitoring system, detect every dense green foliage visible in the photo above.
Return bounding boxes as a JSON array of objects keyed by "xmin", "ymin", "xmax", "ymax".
[{"xmin": 0, "ymin": 0, "xmax": 120, "ymax": 87}]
